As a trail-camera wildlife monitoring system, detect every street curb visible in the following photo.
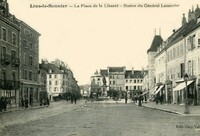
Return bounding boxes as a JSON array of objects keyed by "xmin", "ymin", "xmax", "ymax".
[
  {"xmin": 142, "ymin": 105, "xmax": 183, "ymax": 115},
  {"xmin": 142, "ymin": 105, "xmax": 200, "ymax": 116},
  {"xmin": 0, "ymin": 106, "xmax": 46, "ymax": 114}
]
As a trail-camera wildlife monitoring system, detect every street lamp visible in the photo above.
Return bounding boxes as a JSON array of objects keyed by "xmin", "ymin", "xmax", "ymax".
[{"xmin": 184, "ymin": 73, "xmax": 190, "ymax": 114}]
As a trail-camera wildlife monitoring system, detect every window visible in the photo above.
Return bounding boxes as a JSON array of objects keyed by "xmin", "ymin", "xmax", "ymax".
[
  {"xmin": 2, "ymin": 47, "xmax": 6, "ymax": 59},
  {"xmin": 198, "ymin": 38, "xmax": 200, "ymax": 46},
  {"xmin": 29, "ymin": 71, "xmax": 32, "ymax": 80},
  {"xmin": 126, "ymin": 80, "xmax": 128, "ymax": 83},
  {"xmin": 2, "ymin": 28, "xmax": 7, "ymax": 41},
  {"xmin": 24, "ymin": 53, "xmax": 27, "ymax": 64},
  {"xmin": 30, "ymin": 42, "xmax": 33, "ymax": 50},
  {"xmin": 49, "ymin": 75, "xmax": 52, "ymax": 78},
  {"xmin": 24, "ymin": 70, "xmax": 28, "ymax": 80},
  {"xmin": 12, "ymin": 71, "xmax": 16, "ymax": 81},
  {"xmin": 12, "ymin": 33, "xmax": 16, "ymax": 45},
  {"xmin": 134, "ymin": 80, "xmax": 136, "ymax": 83},
  {"xmin": 49, "ymin": 81, "xmax": 52, "ymax": 85},
  {"xmin": 55, "ymin": 81, "xmax": 58, "ymax": 85},
  {"xmin": 11, "ymin": 50, "xmax": 16, "ymax": 63},
  {"xmin": 55, "ymin": 74, "xmax": 57, "ymax": 78},
  {"xmin": 130, "ymin": 80, "xmax": 132, "ymax": 83},
  {"xmin": 23, "ymin": 40, "xmax": 28, "ymax": 48},
  {"xmin": 2, "ymin": 69, "xmax": 6, "ymax": 80},
  {"xmin": 113, "ymin": 81, "xmax": 115, "ymax": 85},
  {"xmin": 54, "ymin": 87, "xmax": 57, "ymax": 92},
  {"xmin": 29, "ymin": 56, "xmax": 33, "ymax": 65}
]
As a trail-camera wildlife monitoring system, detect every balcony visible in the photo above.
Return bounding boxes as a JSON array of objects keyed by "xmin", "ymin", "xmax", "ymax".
[
  {"xmin": 11, "ymin": 58, "xmax": 20, "ymax": 67},
  {"xmin": 1, "ymin": 54, "xmax": 11, "ymax": 65},
  {"xmin": 0, "ymin": 79, "xmax": 20, "ymax": 90}
]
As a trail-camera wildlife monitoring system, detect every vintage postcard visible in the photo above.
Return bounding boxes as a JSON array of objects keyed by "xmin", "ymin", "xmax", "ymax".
[{"xmin": 0, "ymin": 0, "xmax": 200, "ymax": 136}]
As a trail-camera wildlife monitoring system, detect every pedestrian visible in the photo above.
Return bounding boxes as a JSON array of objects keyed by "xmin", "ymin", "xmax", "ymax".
[
  {"xmin": 47, "ymin": 98, "xmax": 50, "ymax": 106},
  {"xmin": 21, "ymin": 98, "xmax": 24, "ymax": 108},
  {"xmin": 71, "ymin": 94, "xmax": 74, "ymax": 104},
  {"xmin": 74, "ymin": 94, "xmax": 77, "ymax": 104},
  {"xmin": 125, "ymin": 91, "xmax": 128, "ymax": 104},
  {"xmin": 25, "ymin": 97, "xmax": 28, "ymax": 108},
  {"xmin": 0, "ymin": 97, "xmax": 3, "ymax": 112},
  {"xmin": 2, "ymin": 97, "xmax": 7, "ymax": 111}
]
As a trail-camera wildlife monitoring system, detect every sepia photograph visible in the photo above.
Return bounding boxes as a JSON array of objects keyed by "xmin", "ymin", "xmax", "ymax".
[{"xmin": 1, "ymin": 0, "xmax": 200, "ymax": 135}]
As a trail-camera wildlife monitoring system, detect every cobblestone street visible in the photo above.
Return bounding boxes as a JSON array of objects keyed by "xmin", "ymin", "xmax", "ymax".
[{"xmin": 1, "ymin": 100, "xmax": 200, "ymax": 136}]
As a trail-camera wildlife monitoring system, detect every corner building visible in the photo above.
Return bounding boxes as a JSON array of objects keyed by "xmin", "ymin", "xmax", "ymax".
[{"xmin": 0, "ymin": 0, "xmax": 20, "ymax": 106}]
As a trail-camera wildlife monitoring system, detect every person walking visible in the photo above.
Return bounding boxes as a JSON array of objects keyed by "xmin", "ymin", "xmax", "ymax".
[
  {"xmin": 24, "ymin": 96, "xmax": 28, "ymax": 108},
  {"xmin": 71, "ymin": 93, "xmax": 74, "ymax": 104},
  {"xmin": 125, "ymin": 91, "xmax": 128, "ymax": 104},
  {"xmin": 21, "ymin": 97, "xmax": 24, "ymax": 109},
  {"xmin": 74, "ymin": 94, "xmax": 77, "ymax": 104}
]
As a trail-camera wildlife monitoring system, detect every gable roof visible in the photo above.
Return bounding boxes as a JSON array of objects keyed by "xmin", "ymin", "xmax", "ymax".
[
  {"xmin": 147, "ymin": 35, "xmax": 163, "ymax": 53},
  {"xmin": 165, "ymin": 19, "xmax": 200, "ymax": 49},
  {"xmin": 47, "ymin": 63, "xmax": 63, "ymax": 74},
  {"xmin": 100, "ymin": 69, "xmax": 108, "ymax": 76},
  {"xmin": 108, "ymin": 67, "xmax": 125, "ymax": 73},
  {"xmin": 125, "ymin": 70, "xmax": 144, "ymax": 78}
]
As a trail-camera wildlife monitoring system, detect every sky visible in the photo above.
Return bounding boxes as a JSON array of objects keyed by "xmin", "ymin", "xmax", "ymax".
[{"xmin": 7, "ymin": 0, "xmax": 199, "ymax": 85}]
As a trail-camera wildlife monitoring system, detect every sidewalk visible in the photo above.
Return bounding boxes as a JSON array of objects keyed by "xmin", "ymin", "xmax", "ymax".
[
  {"xmin": 142, "ymin": 102, "xmax": 200, "ymax": 116},
  {"xmin": 0, "ymin": 102, "xmax": 44, "ymax": 114}
]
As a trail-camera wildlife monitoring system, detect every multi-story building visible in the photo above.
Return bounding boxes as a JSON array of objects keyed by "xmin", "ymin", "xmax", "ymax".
[
  {"xmin": 108, "ymin": 67, "xmax": 126, "ymax": 92},
  {"xmin": 0, "ymin": 0, "xmax": 20, "ymax": 106},
  {"xmin": 41, "ymin": 59, "xmax": 79, "ymax": 101},
  {"xmin": 18, "ymin": 20, "xmax": 40, "ymax": 106},
  {"xmin": 90, "ymin": 70, "xmax": 102, "ymax": 97},
  {"xmin": 125, "ymin": 68, "xmax": 145, "ymax": 98},
  {"xmin": 153, "ymin": 5, "xmax": 200, "ymax": 105},
  {"xmin": 90, "ymin": 67, "xmax": 146, "ymax": 98},
  {"xmin": 147, "ymin": 34, "xmax": 163, "ymax": 98}
]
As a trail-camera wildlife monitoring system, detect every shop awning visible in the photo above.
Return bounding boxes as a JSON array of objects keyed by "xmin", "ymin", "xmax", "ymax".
[
  {"xmin": 142, "ymin": 91, "xmax": 148, "ymax": 95},
  {"xmin": 173, "ymin": 80, "xmax": 194, "ymax": 91},
  {"xmin": 154, "ymin": 85, "xmax": 164, "ymax": 95},
  {"xmin": 152, "ymin": 86, "xmax": 159, "ymax": 94}
]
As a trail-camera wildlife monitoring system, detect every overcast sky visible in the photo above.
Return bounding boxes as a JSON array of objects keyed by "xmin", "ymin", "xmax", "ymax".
[{"xmin": 7, "ymin": 0, "xmax": 199, "ymax": 85}]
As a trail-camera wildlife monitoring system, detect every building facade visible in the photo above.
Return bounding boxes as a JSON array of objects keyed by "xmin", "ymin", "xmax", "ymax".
[
  {"xmin": 152, "ymin": 5, "xmax": 200, "ymax": 105},
  {"xmin": 147, "ymin": 34, "xmax": 163, "ymax": 98},
  {"xmin": 0, "ymin": 0, "xmax": 20, "ymax": 106},
  {"xmin": 18, "ymin": 21, "xmax": 40, "ymax": 106},
  {"xmin": 91, "ymin": 67, "xmax": 146, "ymax": 98}
]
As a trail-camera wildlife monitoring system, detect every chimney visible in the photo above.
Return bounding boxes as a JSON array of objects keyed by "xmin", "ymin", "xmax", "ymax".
[
  {"xmin": 182, "ymin": 13, "xmax": 187, "ymax": 26},
  {"xmin": 197, "ymin": 15, "xmax": 200, "ymax": 24},
  {"xmin": 132, "ymin": 67, "xmax": 134, "ymax": 74}
]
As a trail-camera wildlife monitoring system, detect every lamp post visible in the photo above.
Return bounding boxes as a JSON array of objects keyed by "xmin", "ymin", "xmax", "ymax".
[{"xmin": 184, "ymin": 73, "xmax": 190, "ymax": 114}]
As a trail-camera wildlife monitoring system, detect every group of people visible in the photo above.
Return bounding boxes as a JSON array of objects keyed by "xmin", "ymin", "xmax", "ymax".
[
  {"xmin": 154, "ymin": 94, "xmax": 164, "ymax": 104},
  {"xmin": 21, "ymin": 97, "xmax": 29, "ymax": 108},
  {"xmin": 70, "ymin": 93, "xmax": 78, "ymax": 104}
]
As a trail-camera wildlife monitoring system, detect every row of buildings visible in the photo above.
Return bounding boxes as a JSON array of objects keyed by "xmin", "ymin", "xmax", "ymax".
[
  {"xmin": 90, "ymin": 5, "xmax": 200, "ymax": 106},
  {"xmin": 0, "ymin": 0, "xmax": 79, "ymax": 107},
  {"xmin": 90, "ymin": 67, "xmax": 146, "ymax": 98},
  {"xmin": 145, "ymin": 5, "xmax": 200, "ymax": 105}
]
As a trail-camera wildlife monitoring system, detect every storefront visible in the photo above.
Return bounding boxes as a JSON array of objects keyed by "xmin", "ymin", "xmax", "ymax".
[{"xmin": 173, "ymin": 80, "xmax": 195, "ymax": 105}]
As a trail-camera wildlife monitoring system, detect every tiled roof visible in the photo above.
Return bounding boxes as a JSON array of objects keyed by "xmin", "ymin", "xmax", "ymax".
[
  {"xmin": 47, "ymin": 63, "xmax": 63, "ymax": 74},
  {"xmin": 147, "ymin": 35, "xmax": 163, "ymax": 53},
  {"xmin": 125, "ymin": 70, "xmax": 144, "ymax": 78},
  {"xmin": 108, "ymin": 67, "xmax": 125, "ymax": 73},
  {"xmin": 166, "ymin": 19, "xmax": 200, "ymax": 49},
  {"xmin": 100, "ymin": 69, "xmax": 108, "ymax": 76}
]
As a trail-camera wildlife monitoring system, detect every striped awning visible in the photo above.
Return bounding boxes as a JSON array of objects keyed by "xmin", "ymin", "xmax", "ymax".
[{"xmin": 173, "ymin": 80, "xmax": 194, "ymax": 91}]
